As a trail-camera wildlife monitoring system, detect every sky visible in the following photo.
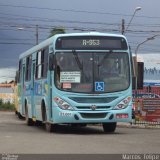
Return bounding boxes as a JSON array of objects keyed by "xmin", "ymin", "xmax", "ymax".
[{"xmin": 0, "ymin": 0, "xmax": 160, "ymax": 82}]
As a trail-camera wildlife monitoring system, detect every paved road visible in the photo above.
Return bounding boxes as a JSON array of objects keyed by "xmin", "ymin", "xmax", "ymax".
[{"xmin": 0, "ymin": 111, "xmax": 160, "ymax": 154}]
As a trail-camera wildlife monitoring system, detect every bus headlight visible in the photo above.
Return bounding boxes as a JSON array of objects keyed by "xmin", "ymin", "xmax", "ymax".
[
  {"xmin": 54, "ymin": 97, "xmax": 74, "ymax": 110},
  {"xmin": 113, "ymin": 96, "xmax": 131, "ymax": 110}
]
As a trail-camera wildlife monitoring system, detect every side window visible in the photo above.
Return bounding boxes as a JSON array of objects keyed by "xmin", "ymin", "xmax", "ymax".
[
  {"xmin": 41, "ymin": 47, "xmax": 49, "ymax": 78},
  {"xmin": 25, "ymin": 56, "xmax": 32, "ymax": 81},
  {"xmin": 36, "ymin": 51, "xmax": 42, "ymax": 79},
  {"xmin": 36, "ymin": 47, "xmax": 49, "ymax": 79},
  {"xmin": 18, "ymin": 60, "xmax": 22, "ymax": 83}
]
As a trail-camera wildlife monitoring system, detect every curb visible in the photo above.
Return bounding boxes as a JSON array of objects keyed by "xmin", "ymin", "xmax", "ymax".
[{"xmin": 117, "ymin": 122, "xmax": 160, "ymax": 129}]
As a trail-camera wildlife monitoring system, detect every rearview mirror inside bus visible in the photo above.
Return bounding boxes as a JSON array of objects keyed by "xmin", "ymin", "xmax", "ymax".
[{"xmin": 49, "ymin": 54, "xmax": 55, "ymax": 71}]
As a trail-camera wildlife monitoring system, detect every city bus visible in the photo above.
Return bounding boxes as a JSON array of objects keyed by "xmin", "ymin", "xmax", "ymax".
[{"xmin": 16, "ymin": 32, "xmax": 142, "ymax": 133}]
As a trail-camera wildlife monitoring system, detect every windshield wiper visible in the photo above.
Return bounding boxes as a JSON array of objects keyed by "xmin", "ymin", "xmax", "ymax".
[
  {"xmin": 72, "ymin": 50, "xmax": 83, "ymax": 71},
  {"xmin": 98, "ymin": 50, "xmax": 112, "ymax": 67}
]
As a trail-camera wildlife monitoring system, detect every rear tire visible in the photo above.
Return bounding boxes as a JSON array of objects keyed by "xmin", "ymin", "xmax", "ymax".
[
  {"xmin": 102, "ymin": 122, "xmax": 117, "ymax": 133},
  {"xmin": 35, "ymin": 120, "xmax": 43, "ymax": 126}
]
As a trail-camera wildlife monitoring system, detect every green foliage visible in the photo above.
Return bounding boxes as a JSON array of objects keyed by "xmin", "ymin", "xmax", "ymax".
[
  {"xmin": 48, "ymin": 27, "xmax": 66, "ymax": 37},
  {"xmin": 0, "ymin": 99, "xmax": 3, "ymax": 106},
  {"xmin": 0, "ymin": 99, "xmax": 15, "ymax": 111}
]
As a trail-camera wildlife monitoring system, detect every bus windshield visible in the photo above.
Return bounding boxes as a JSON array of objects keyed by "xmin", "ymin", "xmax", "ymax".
[{"xmin": 55, "ymin": 52, "xmax": 130, "ymax": 93}]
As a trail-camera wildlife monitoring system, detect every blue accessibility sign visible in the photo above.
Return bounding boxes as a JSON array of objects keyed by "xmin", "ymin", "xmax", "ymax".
[{"xmin": 95, "ymin": 82, "xmax": 104, "ymax": 91}]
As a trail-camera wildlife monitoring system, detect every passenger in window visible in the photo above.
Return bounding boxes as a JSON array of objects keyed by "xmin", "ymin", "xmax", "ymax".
[{"xmin": 101, "ymin": 60, "xmax": 118, "ymax": 76}]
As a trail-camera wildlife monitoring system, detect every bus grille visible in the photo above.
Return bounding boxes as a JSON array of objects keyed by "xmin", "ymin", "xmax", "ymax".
[
  {"xmin": 80, "ymin": 113, "xmax": 107, "ymax": 119},
  {"xmin": 76, "ymin": 106, "xmax": 111, "ymax": 110},
  {"xmin": 69, "ymin": 97, "xmax": 117, "ymax": 103}
]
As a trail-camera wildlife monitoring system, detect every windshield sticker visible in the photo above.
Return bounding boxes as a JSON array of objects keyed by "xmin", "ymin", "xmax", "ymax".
[
  {"xmin": 63, "ymin": 83, "xmax": 71, "ymax": 89},
  {"xmin": 75, "ymin": 84, "xmax": 92, "ymax": 89},
  {"xmin": 60, "ymin": 71, "xmax": 81, "ymax": 83},
  {"xmin": 95, "ymin": 82, "xmax": 104, "ymax": 92}
]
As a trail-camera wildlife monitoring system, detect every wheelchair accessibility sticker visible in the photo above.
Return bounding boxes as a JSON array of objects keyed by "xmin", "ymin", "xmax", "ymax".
[{"xmin": 95, "ymin": 82, "xmax": 104, "ymax": 91}]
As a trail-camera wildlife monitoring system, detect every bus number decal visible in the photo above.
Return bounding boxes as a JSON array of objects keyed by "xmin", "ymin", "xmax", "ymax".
[
  {"xmin": 59, "ymin": 112, "xmax": 72, "ymax": 117},
  {"xmin": 82, "ymin": 39, "xmax": 100, "ymax": 46}
]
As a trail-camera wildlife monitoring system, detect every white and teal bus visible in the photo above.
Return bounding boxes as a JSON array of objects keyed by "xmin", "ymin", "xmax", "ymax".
[{"xmin": 16, "ymin": 32, "xmax": 140, "ymax": 133}]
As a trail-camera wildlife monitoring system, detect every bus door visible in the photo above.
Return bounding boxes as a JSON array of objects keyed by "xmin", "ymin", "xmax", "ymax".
[{"xmin": 31, "ymin": 60, "xmax": 36, "ymax": 119}]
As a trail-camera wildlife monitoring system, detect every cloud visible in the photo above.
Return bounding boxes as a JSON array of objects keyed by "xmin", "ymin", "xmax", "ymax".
[{"xmin": 0, "ymin": 68, "xmax": 17, "ymax": 83}]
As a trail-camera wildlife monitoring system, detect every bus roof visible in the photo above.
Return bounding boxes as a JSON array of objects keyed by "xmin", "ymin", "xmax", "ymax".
[{"xmin": 19, "ymin": 32, "xmax": 127, "ymax": 59}]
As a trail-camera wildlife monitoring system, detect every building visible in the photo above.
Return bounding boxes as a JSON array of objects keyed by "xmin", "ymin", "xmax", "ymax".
[{"xmin": 0, "ymin": 83, "xmax": 15, "ymax": 104}]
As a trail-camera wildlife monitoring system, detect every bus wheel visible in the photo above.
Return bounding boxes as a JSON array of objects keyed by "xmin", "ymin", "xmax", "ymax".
[
  {"xmin": 102, "ymin": 122, "xmax": 117, "ymax": 133},
  {"xmin": 45, "ymin": 122, "xmax": 53, "ymax": 132},
  {"xmin": 43, "ymin": 108, "xmax": 53, "ymax": 132},
  {"xmin": 44, "ymin": 111, "xmax": 57, "ymax": 132},
  {"xmin": 25, "ymin": 106, "xmax": 34, "ymax": 126}
]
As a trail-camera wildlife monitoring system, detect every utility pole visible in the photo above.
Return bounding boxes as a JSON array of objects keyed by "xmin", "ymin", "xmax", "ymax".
[
  {"xmin": 122, "ymin": 7, "xmax": 141, "ymax": 34},
  {"xmin": 36, "ymin": 25, "xmax": 39, "ymax": 45},
  {"xmin": 121, "ymin": 19, "xmax": 125, "ymax": 35},
  {"xmin": 18, "ymin": 25, "xmax": 39, "ymax": 45}
]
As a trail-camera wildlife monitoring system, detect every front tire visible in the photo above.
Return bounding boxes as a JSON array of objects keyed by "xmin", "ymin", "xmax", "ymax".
[
  {"xmin": 102, "ymin": 122, "xmax": 117, "ymax": 133},
  {"xmin": 43, "ymin": 108, "xmax": 57, "ymax": 132},
  {"xmin": 25, "ymin": 105, "xmax": 34, "ymax": 126},
  {"xmin": 45, "ymin": 122, "xmax": 54, "ymax": 132}
]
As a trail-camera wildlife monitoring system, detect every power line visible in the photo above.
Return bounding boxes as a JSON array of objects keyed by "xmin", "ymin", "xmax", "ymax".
[
  {"xmin": 0, "ymin": 21, "xmax": 121, "ymax": 34},
  {"xmin": 0, "ymin": 3, "xmax": 133, "ymax": 17},
  {"xmin": 1, "ymin": 15, "xmax": 160, "ymax": 34},
  {"xmin": 1, "ymin": 38, "xmax": 44, "ymax": 41},
  {"xmin": 1, "ymin": 11, "xmax": 160, "ymax": 29},
  {"xmin": 0, "ymin": 15, "xmax": 120, "ymax": 27},
  {"xmin": 1, "ymin": 11, "xmax": 160, "ymax": 34},
  {"xmin": 1, "ymin": 3, "xmax": 160, "ymax": 20},
  {"xmin": 0, "ymin": 42, "xmax": 34, "ymax": 45},
  {"xmin": 2, "ymin": 11, "xmax": 160, "ymax": 29},
  {"xmin": 2, "ymin": 17, "xmax": 160, "ymax": 34},
  {"xmin": 0, "ymin": 4, "xmax": 159, "ymax": 54}
]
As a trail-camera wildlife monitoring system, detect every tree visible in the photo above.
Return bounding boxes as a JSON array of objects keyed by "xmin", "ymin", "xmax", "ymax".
[
  {"xmin": 0, "ymin": 99, "xmax": 3, "ymax": 106},
  {"xmin": 1, "ymin": 81, "xmax": 7, "ymax": 84},
  {"xmin": 48, "ymin": 27, "xmax": 65, "ymax": 37}
]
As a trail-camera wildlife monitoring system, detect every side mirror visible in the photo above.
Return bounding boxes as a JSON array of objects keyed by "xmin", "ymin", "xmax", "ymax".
[
  {"xmin": 132, "ymin": 61, "xmax": 144, "ymax": 90},
  {"xmin": 132, "ymin": 56, "xmax": 144, "ymax": 90},
  {"xmin": 49, "ymin": 54, "xmax": 55, "ymax": 71},
  {"xmin": 15, "ymin": 70, "xmax": 19, "ymax": 84},
  {"xmin": 137, "ymin": 62, "xmax": 144, "ymax": 89},
  {"xmin": 132, "ymin": 76, "xmax": 136, "ymax": 90}
]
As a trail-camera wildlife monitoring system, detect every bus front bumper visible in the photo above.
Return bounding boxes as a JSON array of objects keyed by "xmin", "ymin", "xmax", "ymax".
[{"xmin": 51, "ymin": 107, "xmax": 132, "ymax": 124}]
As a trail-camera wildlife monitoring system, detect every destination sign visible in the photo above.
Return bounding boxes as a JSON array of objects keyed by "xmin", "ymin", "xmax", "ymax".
[{"xmin": 56, "ymin": 36, "xmax": 128, "ymax": 50}]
